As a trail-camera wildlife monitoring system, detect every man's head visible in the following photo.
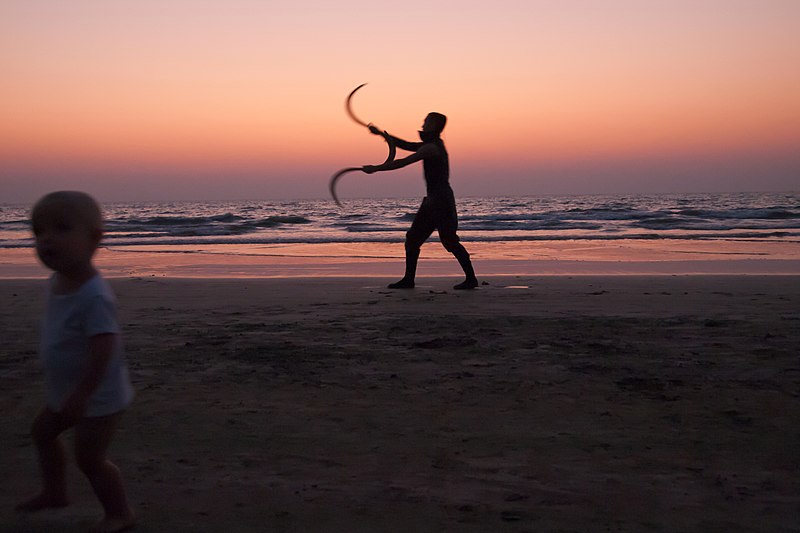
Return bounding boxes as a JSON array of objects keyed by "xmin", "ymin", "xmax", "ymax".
[{"xmin": 422, "ymin": 112, "xmax": 447, "ymax": 135}]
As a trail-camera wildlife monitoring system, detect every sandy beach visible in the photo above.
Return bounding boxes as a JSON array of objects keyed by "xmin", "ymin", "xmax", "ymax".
[{"xmin": 1, "ymin": 273, "xmax": 798, "ymax": 532}]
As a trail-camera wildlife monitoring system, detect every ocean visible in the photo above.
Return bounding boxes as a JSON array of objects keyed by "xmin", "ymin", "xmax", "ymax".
[{"xmin": 1, "ymin": 192, "xmax": 799, "ymax": 251}]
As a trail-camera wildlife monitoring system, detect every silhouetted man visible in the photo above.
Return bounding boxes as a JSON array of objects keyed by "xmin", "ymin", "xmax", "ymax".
[{"xmin": 363, "ymin": 112, "xmax": 478, "ymax": 290}]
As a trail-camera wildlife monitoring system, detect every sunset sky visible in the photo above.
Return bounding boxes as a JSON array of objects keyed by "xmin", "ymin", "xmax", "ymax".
[{"xmin": 1, "ymin": 0, "xmax": 798, "ymax": 202}]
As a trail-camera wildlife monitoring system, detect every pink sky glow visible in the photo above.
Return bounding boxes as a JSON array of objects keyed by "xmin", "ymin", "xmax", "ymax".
[{"xmin": 1, "ymin": 0, "xmax": 798, "ymax": 202}]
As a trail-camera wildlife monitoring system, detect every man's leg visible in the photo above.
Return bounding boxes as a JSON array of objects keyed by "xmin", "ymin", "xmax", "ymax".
[
  {"xmin": 437, "ymin": 201, "xmax": 478, "ymax": 290},
  {"xmin": 389, "ymin": 200, "xmax": 434, "ymax": 289},
  {"xmin": 387, "ymin": 242, "xmax": 421, "ymax": 289},
  {"xmin": 442, "ymin": 237, "xmax": 478, "ymax": 289}
]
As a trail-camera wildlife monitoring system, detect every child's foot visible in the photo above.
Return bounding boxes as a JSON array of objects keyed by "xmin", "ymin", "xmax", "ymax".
[
  {"xmin": 15, "ymin": 493, "xmax": 69, "ymax": 512},
  {"xmin": 453, "ymin": 278, "xmax": 479, "ymax": 290},
  {"xmin": 388, "ymin": 278, "xmax": 415, "ymax": 289},
  {"xmin": 89, "ymin": 513, "xmax": 136, "ymax": 533}
]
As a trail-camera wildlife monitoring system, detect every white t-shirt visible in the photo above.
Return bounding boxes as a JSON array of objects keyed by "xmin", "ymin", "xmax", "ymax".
[{"xmin": 40, "ymin": 273, "xmax": 134, "ymax": 417}]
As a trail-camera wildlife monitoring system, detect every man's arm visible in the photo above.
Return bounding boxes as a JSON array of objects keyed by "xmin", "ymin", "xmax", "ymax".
[
  {"xmin": 369, "ymin": 125, "xmax": 422, "ymax": 152},
  {"xmin": 363, "ymin": 144, "xmax": 437, "ymax": 173}
]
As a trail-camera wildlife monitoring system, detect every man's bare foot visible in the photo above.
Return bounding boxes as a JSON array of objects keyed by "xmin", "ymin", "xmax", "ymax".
[
  {"xmin": 388, "ymin": 278, "xmax": 415, "ymax": 289},
  {"xmin": 15, "ymin": 493, "xmax": 69, "ymax": 512},
  {"xmin": 453, "ymin": 278, "xmax": 479, "ymax": 290},
  {"xmin": 89, "ymin": 513, "xmax": 136, "ymax": 533}
]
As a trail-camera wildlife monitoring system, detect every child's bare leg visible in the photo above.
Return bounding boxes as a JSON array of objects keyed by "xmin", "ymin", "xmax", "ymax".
[
  {"xmin": 75, "ymin": 413, "xmax": 135, "ymax": 532},
  {"xmin": 16, "ymin": 408, "xmax": 70, "ymax": 511}
]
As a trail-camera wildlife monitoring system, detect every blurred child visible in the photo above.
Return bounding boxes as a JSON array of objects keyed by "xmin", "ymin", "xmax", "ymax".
[{"xmin": 16, "ymin": 191, "xmax": 136, "ymax": 533}]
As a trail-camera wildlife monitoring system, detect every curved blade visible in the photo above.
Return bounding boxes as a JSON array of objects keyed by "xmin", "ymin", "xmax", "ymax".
[
  {"xmin": 329, "ymin": 167, "xmax": 363, "ymax": 207},
  {"xmin": 380, "ymin": 130, "xmax": 396, "ymax": 166},
  {"xmin": 345, "ymin": 83, "xmax": 369, "ymax": 128},
  {"xmin": 330, "ymin": 84, "xmax": 396, "ymax": 207}
]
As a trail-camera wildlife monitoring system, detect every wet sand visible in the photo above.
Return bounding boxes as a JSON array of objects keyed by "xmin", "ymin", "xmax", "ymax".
[
  {"xmin": 1, "ymin": 275, "xmax": 799, "ymax": 532},
  {"xmin": 2, "ymin": 238, "xmax": 800, "ymax": 279}
]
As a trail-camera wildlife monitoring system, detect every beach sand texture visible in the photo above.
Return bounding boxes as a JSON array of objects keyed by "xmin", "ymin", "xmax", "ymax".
[{"xmin": 2, "ymin": 276, "xmax": 799, "ymax": 532}]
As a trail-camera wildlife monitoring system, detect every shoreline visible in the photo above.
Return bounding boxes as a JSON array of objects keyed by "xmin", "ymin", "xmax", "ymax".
[{"xmin": 2, "ymin": 239, "xmax": 799, "ymax": 279}]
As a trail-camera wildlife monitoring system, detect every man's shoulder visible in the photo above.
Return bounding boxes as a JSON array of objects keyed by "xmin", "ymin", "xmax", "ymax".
[{"xmin": 419, "ymin": 141, "xmax": 445, "ymax": 157}]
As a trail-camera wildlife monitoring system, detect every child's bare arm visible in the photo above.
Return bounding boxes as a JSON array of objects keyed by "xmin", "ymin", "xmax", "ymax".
[{"xmin": 59, "ymin": 333, "xmax": 116, "ymax": 423}]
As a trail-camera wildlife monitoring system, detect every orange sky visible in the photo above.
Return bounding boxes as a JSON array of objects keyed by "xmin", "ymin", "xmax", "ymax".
[{"xmin": 1, "ymin": 0, "xmax": 798, "ymax": 201}]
